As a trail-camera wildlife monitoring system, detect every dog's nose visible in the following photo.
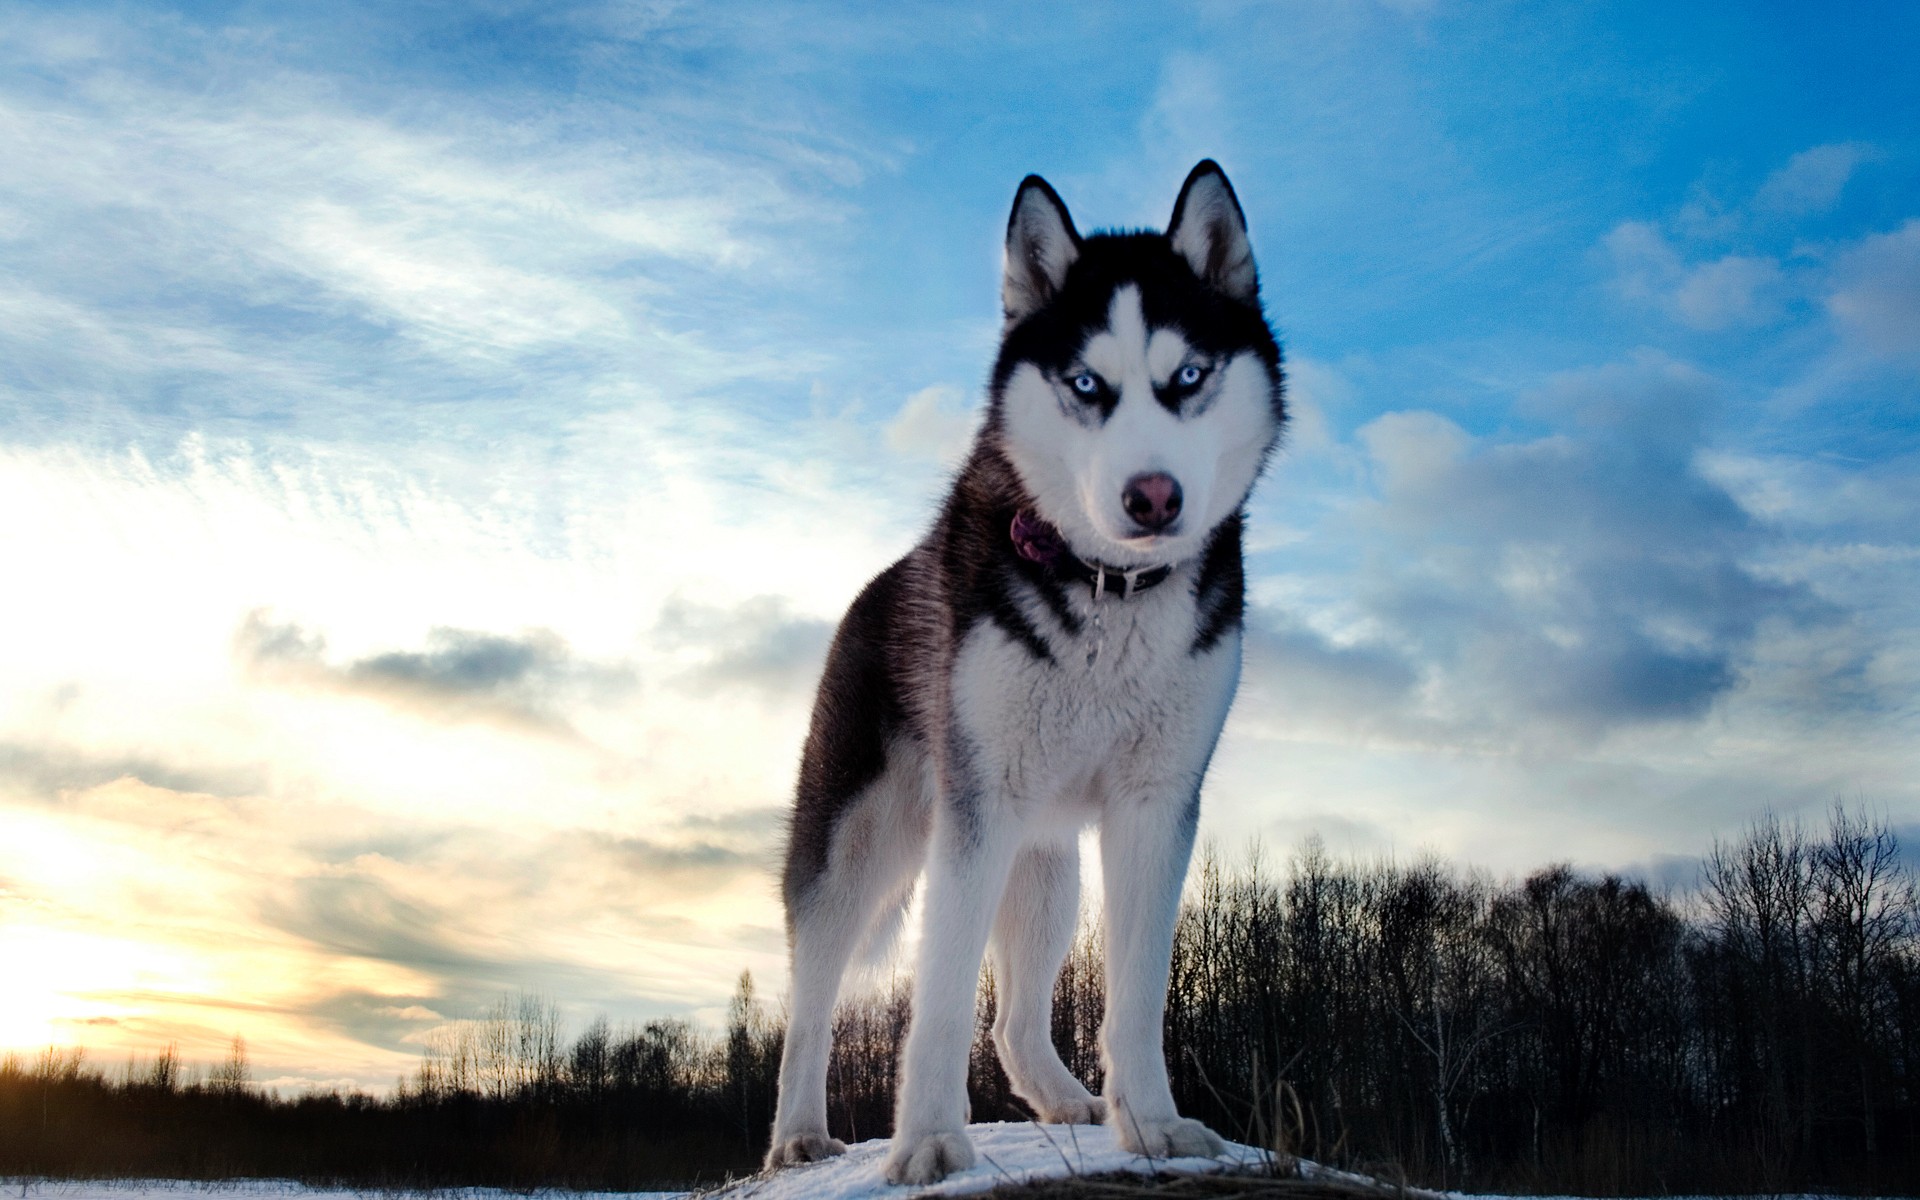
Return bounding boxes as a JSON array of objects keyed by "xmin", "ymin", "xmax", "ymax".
[{"xmin": 1121, "ymin": 472, "xmax": 1183, "ymax": 533}]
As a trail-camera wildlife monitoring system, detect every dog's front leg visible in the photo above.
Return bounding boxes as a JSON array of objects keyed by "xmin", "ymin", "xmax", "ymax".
[
  {"xmin": 883, "ymin": 785, "xmax": 1018, "ymax": 1186},
  {"xmin": 1098, "ymin": 787, "xmax": 1227, "ymax": 1159}
]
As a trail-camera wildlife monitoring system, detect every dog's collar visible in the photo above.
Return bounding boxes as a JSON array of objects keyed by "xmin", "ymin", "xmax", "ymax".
[{"xmin": 1009, "ymin": 510, "xmax": 1174, "ymax": 601}]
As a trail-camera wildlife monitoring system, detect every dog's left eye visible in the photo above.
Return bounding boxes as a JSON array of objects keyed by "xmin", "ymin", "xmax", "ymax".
[
  {"xmin": 1070, "ymin": 373, "xmax": 1101, "ymax": 396},
  {"xmin": 1176, "ymin": 364, "xmax": 1206, "ymax": 387}
]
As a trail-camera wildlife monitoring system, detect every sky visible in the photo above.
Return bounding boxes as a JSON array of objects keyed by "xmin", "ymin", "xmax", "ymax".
[{"xmin": 1, "ymin": 0, "xmax": 1916, "ymax": 1091}]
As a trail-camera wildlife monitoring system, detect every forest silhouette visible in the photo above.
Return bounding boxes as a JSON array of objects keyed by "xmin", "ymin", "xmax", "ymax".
[{"xmin": 3, "ymin": 807, "xmax": 1916, "ymax": 1192}]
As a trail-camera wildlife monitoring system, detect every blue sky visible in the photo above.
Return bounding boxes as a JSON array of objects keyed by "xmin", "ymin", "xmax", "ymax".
[{"xmin": 1, "ymin": 0, "xmax": 1916, "ymax": 1089}]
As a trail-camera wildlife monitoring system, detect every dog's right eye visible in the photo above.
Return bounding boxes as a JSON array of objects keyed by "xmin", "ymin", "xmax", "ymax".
[{"xmin": 1070, "ymin": 372, "xmax": 1102, "ymax": 396}]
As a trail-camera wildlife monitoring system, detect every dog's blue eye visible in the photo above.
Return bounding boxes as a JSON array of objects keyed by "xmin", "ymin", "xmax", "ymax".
[
  {"xmin": 1177, "ymin": 364, "xmax": 1205, "ymax": 387},
  {"xmin": 1071, "ymin": 373, "xmax": 1100, "ymax": 395}
]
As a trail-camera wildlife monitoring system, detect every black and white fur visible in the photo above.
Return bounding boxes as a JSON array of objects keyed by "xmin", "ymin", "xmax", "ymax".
[{"xmin": 766, "ymin": 162, "xmax": 1285, "ymax": 1186}]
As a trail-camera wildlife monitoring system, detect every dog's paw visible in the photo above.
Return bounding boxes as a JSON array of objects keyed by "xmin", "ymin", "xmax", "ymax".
[
  {"xmin": 1114, "ymin": 1114, "xmax": 1226, "ymax": 1159},
  {"xmin": 1035, "ymin": 1094, "xmax": 1108, "ymax": 1124},
  {"xmin": 883, "ymin": 1128, "xmax": 976, "ymax": 1185},
  {"xmin": 763, "ymin": 1131, "xmax": 846, "ymax": 1170}
]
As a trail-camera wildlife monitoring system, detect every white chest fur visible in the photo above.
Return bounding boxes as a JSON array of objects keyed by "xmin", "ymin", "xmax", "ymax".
[{"xmin": 948, "ymin": 576, "xmax": 1241, "ymax": 822}]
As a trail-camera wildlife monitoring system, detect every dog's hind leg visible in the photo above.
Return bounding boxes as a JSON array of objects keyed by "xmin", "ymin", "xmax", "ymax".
[
  {"xmin": 765, "ymin": 892, "xmax": 860, "ymax": 1169},
  {"xmin": 766, "ymin": 768, "xmax": 927, "ymax": 1170},
  {"xmin": 990, "ymin": 842, "xmax": 1106, "ymax": 1124}
]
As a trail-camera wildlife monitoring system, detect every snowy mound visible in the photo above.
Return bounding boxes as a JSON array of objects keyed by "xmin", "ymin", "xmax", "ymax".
[{"xmin": 708, "ymin": 1121, "xmax": 1279, "ymax": 1199}]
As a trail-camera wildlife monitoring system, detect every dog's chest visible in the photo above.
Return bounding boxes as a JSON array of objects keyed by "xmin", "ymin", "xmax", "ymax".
[{"xmin": 949, "ymin": 586, "xmax": 1219, "ymax": 801}]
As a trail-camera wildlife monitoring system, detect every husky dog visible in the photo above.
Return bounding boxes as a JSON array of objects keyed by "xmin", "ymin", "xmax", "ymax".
[{"xmin": 766, "ymin": 161, "xmax": 1285, "ymax": 1186}]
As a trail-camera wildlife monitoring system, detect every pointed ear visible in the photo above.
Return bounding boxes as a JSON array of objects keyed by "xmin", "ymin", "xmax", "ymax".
[
  {"xmin": 1003, "ymin": 175, "xmax": 1081, "ymax": 322},
  {"xmin": 1168, "ymin": 160, "xmax": 1258, "ymax": 304}
]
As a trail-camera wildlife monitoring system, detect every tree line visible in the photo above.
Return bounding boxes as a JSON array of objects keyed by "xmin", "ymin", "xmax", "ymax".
[
  {"xmin": 1142, "ymin": 806, "xmax": 1918, "ymax": 1191},
  {"xmin": 0, "ymin": 996, "xmax": 774, "ymax": 1189},
  {"xmin": 3, "ymin": 807, "xmax": 1916, "ymax": 1192}
]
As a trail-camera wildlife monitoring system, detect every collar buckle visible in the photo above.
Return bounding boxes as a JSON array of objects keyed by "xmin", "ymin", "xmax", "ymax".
[{"xmin": 1092, "ymin": 564, "xmax": 1148, "ymax": 602}]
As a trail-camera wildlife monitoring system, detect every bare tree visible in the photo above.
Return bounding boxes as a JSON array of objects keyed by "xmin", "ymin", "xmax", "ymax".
[
  {"xmin": 147, "ymin": 1043, "xmax": 181, "ymax": 1094},
  {"xmin": 723, "ymin": 971, "xmax": 779, "ymax": 1145},
  {"xmin": 1375, "ymin": 861, "xmax": 1508, "ymax": 1180},
  {"xmin": 1704, "ymin": 812, "xmax": 1818, "ymax": 1155},
  {"xmin": 1811, "ymin": 804, "xmax": 1912, "ymax": 1153},
  {"xmin": 208, "ymin": 1034, "xmax": 251, "ymax": 1097}
]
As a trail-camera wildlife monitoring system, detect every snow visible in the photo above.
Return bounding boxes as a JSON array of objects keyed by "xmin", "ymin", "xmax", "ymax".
[
  {"xmin": 5, "ymin": 1184, "xmax": 678, "ymax": 1200},
  {"xmin": 704, "ymin": 1121, "xmax": 1281, "ymax": 1198},
  {"xmin": 3, "ymin": 1124, "xmax": 1281, "ymax": 1200},
  {"xmin": 8, "ymin": 1166, "xmax": 1904, "ymax": 1200}
]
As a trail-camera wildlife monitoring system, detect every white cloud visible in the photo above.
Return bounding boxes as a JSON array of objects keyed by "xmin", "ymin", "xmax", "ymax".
[
  {"xmin": 1601, "ymin": 141, "xmax": 1893, "ymax": 339},
  {"xmin": 1753, "ymin": 142, "xmax": 1877, "ymax": 218},
  {"xmin": 1271, "ymin": 356, "xmax": 1345, "ymax": 458},
  {"xmin": 1603, "ymin": 220, "xmax": 1683, "ymax": 293},
  {"xmin": 1212, "ymin": 352, "xmax": 1920, "ymax": 874},
  {"xmin": 283, "ymin": 199, "xmax": 628, "ymax": 354},
  {"xmin": 883, "ymin": 384, "xmax": 979, "ymax": 465},
  {"xmin": 1827, "ymin": 218, "xmax": 1920, "ymax": 361},
  {"xmin": 654, "ymin": 594, "xmax": 834, "ymax": 698},
  {"xmin": 1602, "ymin": 222, "xmax": 1783, "ymax": 330},
  {"xmin": 0, "ymin": 34, "xmax": 865, "ymax": 455},
  {"xmin": 1272, "ymin": 354, "xmax": 1841, "ymax": 750},
  {"xmin": 1669, "ymin": 254, "xmax": 1784, "ymax": 329},
  {"xmin": 1357, "ymin": 409, "xmax": 1471, "ymax": 494}
]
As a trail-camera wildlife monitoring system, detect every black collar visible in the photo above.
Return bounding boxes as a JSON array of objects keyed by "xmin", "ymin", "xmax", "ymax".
[
  {"xmin": 1010, "ymin": 510, "xmax": 1174, "ymax": 600},
  {"xmin": 1058, "ymin": 556, "xmax": 1174, "ymax": 600}
]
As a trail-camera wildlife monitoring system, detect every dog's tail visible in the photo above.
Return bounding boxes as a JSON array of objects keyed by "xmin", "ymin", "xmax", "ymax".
[{"xmin": 850, "ymin": 874, "xmax": 919, "ymax": 972}]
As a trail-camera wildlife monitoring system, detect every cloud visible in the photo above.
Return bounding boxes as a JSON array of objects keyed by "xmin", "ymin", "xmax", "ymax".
[
  {"xmin": 350, "ymin": 633, "xmax": 587, "ymax": 702},
  {"xmin": 1602, "ymin": 222, "xmax": 1782, "ymax": 330},
  {"xmin": 1827, "ymin": 219, "xmax": 1920, "ymax": 361},
  {"xmin": 0, "ymin": 740, "xmax": 264, "ymax": 803},
  {"xmin": 376, "ymin": 1004, "xmax": 443, "ymax": 1022},
  {"xmin": 1753, "ymin": 142, "xmax": 1877, "ymax": 218},
  {"xmin": 1322, "ymin": 354, "xmax": 1824, "ymax": 743},
  {"xmin": 587, "ymin": 833, "xmax": 758, "ymax": 882},
  {"xmin": 250, "ymin": 821, "xmax": 776, "ymax": 1049},
  {"xmin": 235, "ymin": 611, "xmax": 635, "ymax": 732},
  {"xmin": 1240, "ymin": 608, "xmax": 1420, "ymax": 737},
  {"xmin": 1600, "ymin": 142, "xmax": 1890, "ymax": 337},
  {"xmin": 884, "ymin": 384, "xmax": 978, "ymax": 465},
  {"xmin": 1668, "ymin": 255, "xmax": 1785, "ymax": 330},
  {"xmin": 0, "ymin": 9, "xmax": 868, "ymax": 451},
  {"xmin": 678, "ymin": 805, "xmax": 789, "ymax": 839},
  {"xmin": 262, "ymin": 873, "xmax": 476, "ymax": 972},
  {"xmin": 653, "ymin": 595, "xmax": 834, "ymax": 699},
  {"xmin": 0, "ymin": 426, "xmax": 841, "ymax": 1078}
]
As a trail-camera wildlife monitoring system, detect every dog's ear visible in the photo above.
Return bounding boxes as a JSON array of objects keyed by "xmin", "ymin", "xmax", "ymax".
[
  {"xmin": 1003, "ymin": 175, "xmax": 1081, "ymax": 322},
  {"xmin": 1168, "ymin": 160, "xmax": 1257, "ymax": 304}
]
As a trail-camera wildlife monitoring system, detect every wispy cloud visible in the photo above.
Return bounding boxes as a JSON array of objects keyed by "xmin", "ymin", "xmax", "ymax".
[
  {"xmin": 0, "ymin": 7, "xmax": 869, "ymax": 453},
  {"xmin": 1753, "ymin": 142, "xmax": 1878, "ymax": 218},
  {"xmin": 1603, "ymin": 222, "xmax": 1784, "ymax": 330},
  {"xmin": 883, "ymin": 385, "xmax": 980, "ymax": 466},
  {"xmin": 654, "ymin": 596, "xmax": 834, "ymax": 700},
  {"xmin": 1827, "ymin": 219, "xmax": 1920, "ymax": 362},
  {"xmin": 236, "ymin": 612, "xmax": 636, "ymax": 734}
]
